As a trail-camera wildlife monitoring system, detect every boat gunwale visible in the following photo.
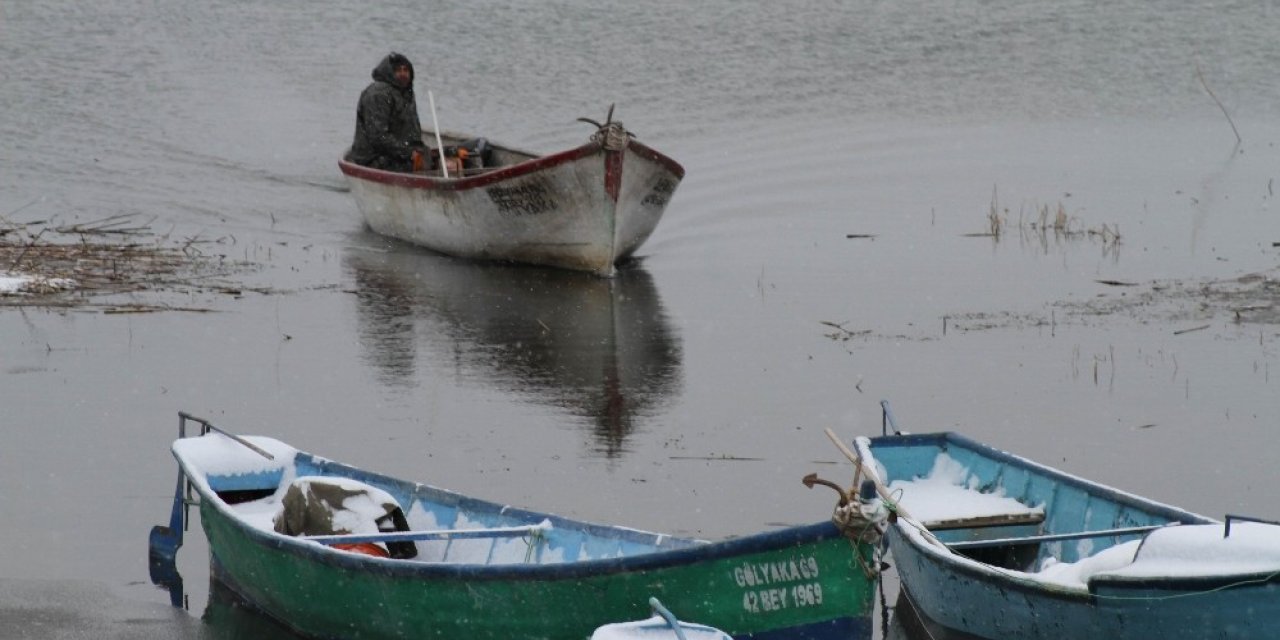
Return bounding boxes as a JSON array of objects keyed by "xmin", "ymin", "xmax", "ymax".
[
  {"xmin": 337, "ymin": 138, "xmax": 685, "ymax": 194},
  {"xmin": 179, "ymin": 444, "xmax": 848, "ymax": 583},
  {"xmin": 869, "ymin": 432, "xmax": 1214, "ymax": 525},
  {"xmin": 1088, "ymin": 569, "xmax": 1280, "ymax": 592}
]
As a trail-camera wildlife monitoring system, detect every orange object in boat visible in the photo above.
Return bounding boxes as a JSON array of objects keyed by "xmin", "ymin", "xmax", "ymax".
[{"xmin": 333, "ymin": 542, "xmax": 390, "ymax": 558}]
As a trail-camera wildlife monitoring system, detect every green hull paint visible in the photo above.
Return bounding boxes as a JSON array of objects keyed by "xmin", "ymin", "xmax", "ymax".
[{"xmin": 202, "ymin": 502, "xmax": 875, "ymax": 639}]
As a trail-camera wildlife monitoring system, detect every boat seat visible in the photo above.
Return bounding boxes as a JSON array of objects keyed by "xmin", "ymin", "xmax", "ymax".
[
  {"xmin": 924, "ymin": 512, "xmax": 1046, "ymax": 549},
  {"xmin": 926, "ymin": 511, "xmax": 1046, "ymax": 530}
]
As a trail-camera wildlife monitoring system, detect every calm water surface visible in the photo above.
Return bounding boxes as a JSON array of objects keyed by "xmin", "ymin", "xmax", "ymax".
[{"xmin": 2, "ymin": 1, "xmax": 1279, "ymax": 637}]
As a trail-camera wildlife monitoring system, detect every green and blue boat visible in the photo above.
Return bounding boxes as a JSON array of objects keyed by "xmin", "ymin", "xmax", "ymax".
[{"xmin": 149, "ymin": 413, "xmax": 879, "ymax": 639}]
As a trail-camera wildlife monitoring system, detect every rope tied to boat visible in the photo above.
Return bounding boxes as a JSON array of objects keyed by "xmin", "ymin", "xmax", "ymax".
[
  {"xmin": 578, "ymin": 103, "xmax": 633, "ymax": 151},
  {"xmin": 835, "ymin": 506, "xmax": 890, "ymax": 580},
  {"xmin": 591, "ymin": 121, "xmax": 631, "ymax": 151},
  {"xmin": 832, "ymin": 500, "xmax": 886, "ymax": 546},
  {"xmin": 802, "ymin": 471, "xmax": 887, "ymax": 579}
]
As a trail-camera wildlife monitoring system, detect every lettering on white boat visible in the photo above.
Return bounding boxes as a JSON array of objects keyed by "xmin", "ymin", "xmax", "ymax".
[
  {"xmin": 641, "ymin": 178, "xmax": 675, "ymax": 207},
  {"xmin": 732, "ymin": 556, "xmax": 824, "ymax": 614},
  {"xmin": 486, "ymin": 183, "xmax": 555, "ymax": 216}
]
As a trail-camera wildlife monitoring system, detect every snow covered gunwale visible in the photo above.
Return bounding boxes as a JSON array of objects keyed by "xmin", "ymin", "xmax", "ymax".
[
  {"xmin": 858, "ymin": 431, "xmax": 1280, "ymax": 639},
  {"xmin": 149, "ymin": 413, "xmax": 877, "ymax": 640}
]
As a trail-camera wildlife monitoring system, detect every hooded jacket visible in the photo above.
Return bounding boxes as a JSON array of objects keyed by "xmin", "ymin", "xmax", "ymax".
[{"xmin": 348, "ymin": 53, "xmax": 425, "ymax": 171}]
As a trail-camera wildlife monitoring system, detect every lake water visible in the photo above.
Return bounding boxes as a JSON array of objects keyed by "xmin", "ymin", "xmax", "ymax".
[{"xmin": 2, "ymin": 0, "xmax": 1279, "ymax": 637}]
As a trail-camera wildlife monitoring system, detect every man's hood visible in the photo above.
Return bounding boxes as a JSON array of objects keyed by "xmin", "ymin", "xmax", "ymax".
[{"xmin": 371, "ymin": 52, "xmax": 415, "ymax": 87}]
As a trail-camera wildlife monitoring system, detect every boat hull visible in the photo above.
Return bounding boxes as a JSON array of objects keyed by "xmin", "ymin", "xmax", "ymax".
[
  {"xmin": 339, "ymin": 137, "xmax": 682, "ymax": 276},
  {"xmin": 891, "ymin": 529, "xmax": 1280, "ymax": 639},
  {"xmin": 203, "ymin": 503, "xmax": 871, "ymax": 640},
  {"xmin": 869, "ymin": 432, "xmax": 1276, "ymax": 640},
  {"xmin": 174, "ymin": 433, "xmax": 874, "ymax": 640}
]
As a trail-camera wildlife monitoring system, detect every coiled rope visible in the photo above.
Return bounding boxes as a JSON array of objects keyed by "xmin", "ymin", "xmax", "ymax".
[{"xmin": 591, "ymin": 121, "xmax": 631, "ymax": 151}]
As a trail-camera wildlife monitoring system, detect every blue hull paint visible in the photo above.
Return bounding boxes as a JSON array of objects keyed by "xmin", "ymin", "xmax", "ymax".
[
  {"xmin": 869, "ymin": 432, "xmax": 1279, "ymax": 640},
  {"xmin": 893, "ymin": 530, "xmax": 1280, "ymax": 639}
]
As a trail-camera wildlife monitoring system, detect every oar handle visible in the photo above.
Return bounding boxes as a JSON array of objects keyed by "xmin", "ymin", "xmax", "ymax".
[
  {"xmin": 426, "ymin": 89, "xmax": 448, "ymax": 178},
  {"xmin": 824, "ymin": 428, "xmax": 947, "ymax": 548},
  {"xmin": 823, "ymin": 429, "xmax": 894, "ymax": 505},
  {"xmin": 207, "ymin": 423, "xmax": 275, "ymax": 460}
]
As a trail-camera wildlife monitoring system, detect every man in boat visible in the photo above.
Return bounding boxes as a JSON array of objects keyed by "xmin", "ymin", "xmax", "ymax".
[{"xmin": 348, "ymin": 52, "xmax": 428, "ymax": 173}]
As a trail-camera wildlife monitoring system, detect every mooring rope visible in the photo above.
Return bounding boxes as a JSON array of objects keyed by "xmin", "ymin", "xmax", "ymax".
[
  {"xmin": 591, "ymin": 122, "xmax": 631, "ymax": 151},
  {"xmin": 1087, "ymin": 570, "xmax": 1280, "ymax": 602},
  {"xmin": 833, "ymin": 502, "xmax": 885, "ymax": 546},
  {"xmin": 832, "ymin": 493, "xmax": 892, "ymax": 580}
]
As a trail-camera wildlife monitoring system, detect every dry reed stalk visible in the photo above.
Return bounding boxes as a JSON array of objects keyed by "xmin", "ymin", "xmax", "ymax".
[{"xmin": 1195, "ymin": 62, "xmax": 1242, "ymax": 146}]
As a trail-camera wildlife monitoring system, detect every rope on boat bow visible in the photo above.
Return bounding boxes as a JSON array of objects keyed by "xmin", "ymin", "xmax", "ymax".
[
  {"xmin": 578, "ymin": 103, "xmax": 634, "ymax": 151},
  {"xmin": 803, "ymin": 470, "xmax": 888, "ymax": 579},
  {"xmin": 802, "ymin": 472, "xmax": 884, "ymax": 545}
]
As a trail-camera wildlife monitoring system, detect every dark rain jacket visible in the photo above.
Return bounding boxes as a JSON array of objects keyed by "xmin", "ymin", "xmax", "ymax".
[{"xmin": 348, "ymin": 54, "xmax": 425, "ymax": 172}]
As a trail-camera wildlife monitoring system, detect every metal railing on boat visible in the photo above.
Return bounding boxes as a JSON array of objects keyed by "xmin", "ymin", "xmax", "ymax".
[
  {"xmin": 306, "ymin": 524, "xmax": 550, "ymax": 563},
  {"xmin": 305, "ymin": 525, "xmax": 547, "ymax": 545}
]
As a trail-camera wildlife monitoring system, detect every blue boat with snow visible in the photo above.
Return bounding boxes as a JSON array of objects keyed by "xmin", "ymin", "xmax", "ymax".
[{"xmin": 847, "ymin": 407, "xmax": 1280, "ymax": 640}]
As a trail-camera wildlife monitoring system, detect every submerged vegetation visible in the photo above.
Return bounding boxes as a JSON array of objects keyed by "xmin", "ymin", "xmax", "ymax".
[
  {"xmin": 0, "ymin": 213, "xmax": 257, "ymax": 312},
  {"xmin": 980, "ymin": 185, "xmax": 1122, "ymax": 254}
]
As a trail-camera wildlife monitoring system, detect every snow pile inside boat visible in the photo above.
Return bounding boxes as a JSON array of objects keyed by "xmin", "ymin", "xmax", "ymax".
[
  {"xmin": 884, "ymin": 453, "xmax": 1044, "ymax": 525},
  {"xmin": 171, "ymin": 432, "xmax": 295, "ymax": 478},
  {"xmin": 171, "ymin": 433, "xmax": 296, "ymax": 480},
  {"xmin": 1095, "ymin": 521, "xmax": 1280, "ymax": 579},
  {"xmin": 1012, "ymin": 521, "xmax": 1280, "ymax": 589},
  {"xmin": 1033, "ymin": 540, "xmax": 1141, "ymax": 588}
]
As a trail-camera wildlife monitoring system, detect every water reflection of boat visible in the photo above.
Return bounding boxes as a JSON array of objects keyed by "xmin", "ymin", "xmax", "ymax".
[
  {"xmin": 346, "ymin": 244, "xmax": 682, "ymax": 456},
  {"xmin": 203, "ymin": 578, "xmax": 307, "ymax": 639}
]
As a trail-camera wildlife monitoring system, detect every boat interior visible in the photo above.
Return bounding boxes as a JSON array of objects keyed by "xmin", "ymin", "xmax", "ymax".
[
  {"xmin": 175, "ymin": 428, "xmax": 705, "ymax": 567},
  {"xmin": 424, "ymin": 131, "xmax": 539, "ymax": 177},
  {"xmin": 861, "ymin": 434, "xmax": 1209, "ymax": 573}
]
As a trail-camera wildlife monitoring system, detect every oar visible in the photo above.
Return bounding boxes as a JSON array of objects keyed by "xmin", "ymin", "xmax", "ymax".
[
  {"xmin": 207, "ymin": 423, "xmax": 274, "ymax": 460},
  {"xmin": 823, "ymin": 428, "xmax": 894, "ymax": 504},
  {"xmin": 426, "ymin": 89, "xmax": 448, "ymax": 178},
  {"xmin": 178, "ymin": 411, "xmax": 274, "ymax": 460}
]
